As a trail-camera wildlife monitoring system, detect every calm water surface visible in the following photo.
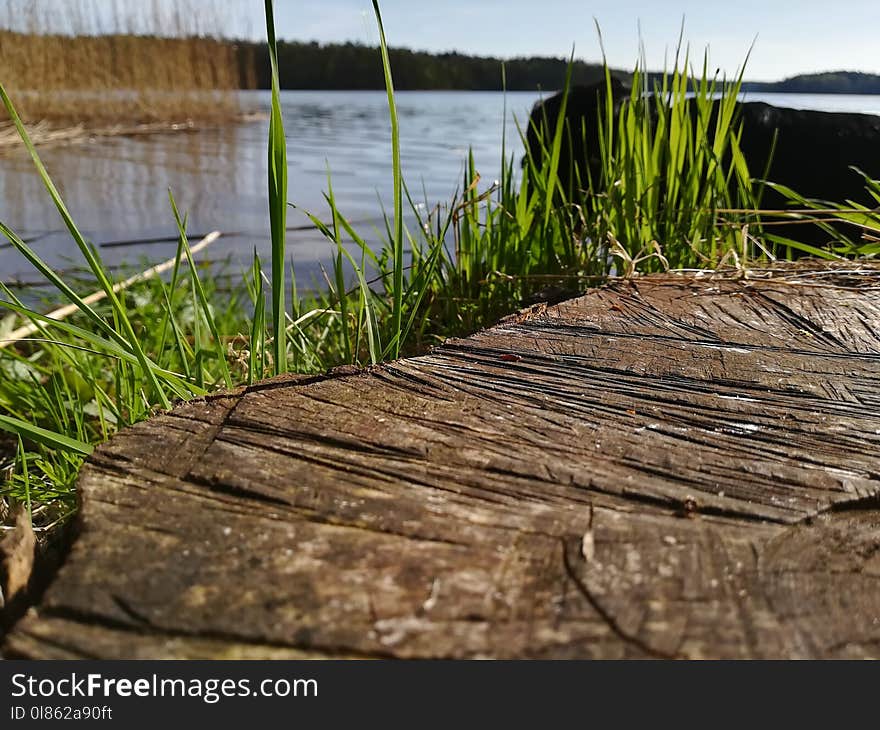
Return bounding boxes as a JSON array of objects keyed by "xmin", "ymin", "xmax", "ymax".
[{"xmin": 2, "ymin": 90, "xmax": 879, "ymax": 286}]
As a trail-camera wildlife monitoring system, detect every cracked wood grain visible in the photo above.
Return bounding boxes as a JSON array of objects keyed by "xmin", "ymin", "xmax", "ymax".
[{"xmin": 5, "ymin": 261, "xmax": 880, "ymax": 659}]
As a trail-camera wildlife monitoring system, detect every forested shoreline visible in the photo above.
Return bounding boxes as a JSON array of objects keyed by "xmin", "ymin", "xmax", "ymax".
[
  {"xmin": 741, "ymin": 71, "xmax": 880, "ymax": 94},
  {"xmin": 241, "ymin": 39, "xmax": 880, "ymax": 93},
  {"xmin": 2, "ymin": 30, "xmax": 874, "ymax": 94},
  {"xmin": 240, "ymin": 39, "xmax": 623, "ymax": 91}
]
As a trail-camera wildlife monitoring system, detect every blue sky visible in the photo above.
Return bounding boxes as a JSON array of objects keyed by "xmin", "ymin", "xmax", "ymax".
[{"xmin": 258, "ymin": 0, "xmax": 879, "ymax": 82}]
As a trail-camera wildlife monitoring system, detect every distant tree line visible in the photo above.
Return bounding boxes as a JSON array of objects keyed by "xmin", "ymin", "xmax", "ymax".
[
  {"xmin": 231, "ymin": 41, "xmax": 880, "ymax": 94},
  {"xmin": 237, "ymin": 40, "xmax": 631, "ymax": 91},
  {"xmin": 742, "ymin": 72, "xmax": 880, "ymax": 95},
  {"xmin": 238, "ymin": 42, "xmax": 880, "ymax": 93}
]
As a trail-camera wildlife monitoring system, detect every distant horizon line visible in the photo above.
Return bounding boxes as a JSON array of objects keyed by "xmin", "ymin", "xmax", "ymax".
[
  {"xmin": 268, "ymin": 37, "xmax": 880, "ymax": 85},
  {"xmin": 2, "ymin": 27, "xmax": 878, "ymax": 86}
]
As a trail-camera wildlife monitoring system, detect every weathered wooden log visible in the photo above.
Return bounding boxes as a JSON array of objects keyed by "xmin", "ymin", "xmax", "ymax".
[{"xmin": 6, "ymin": 261, "xmax": 880, "ymax": 659}]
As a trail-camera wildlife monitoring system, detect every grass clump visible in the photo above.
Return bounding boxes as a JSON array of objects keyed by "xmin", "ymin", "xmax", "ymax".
[
  {"xmin": 2, "ymin": 0, "xmax": 880, "ymax": 529},
  {"xmin": 0, "ymin": 255, "xmax": 251, "ymax": 521},
  {"xmin": 522, "ymin": 35, "xmax": 770, "ymax": 274}
]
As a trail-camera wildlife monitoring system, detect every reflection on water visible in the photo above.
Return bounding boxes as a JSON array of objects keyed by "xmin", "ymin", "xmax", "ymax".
[
  {"xmin": 0, "ymin": 89, "xmax": 544, "ymax": 286},
  {"xmin": 0, "ymin": 115, "xmax": 269, "ymax": 281},
  {"xmin": 2, "ymin": 89, "xmax": 879, "ymax": 287}
]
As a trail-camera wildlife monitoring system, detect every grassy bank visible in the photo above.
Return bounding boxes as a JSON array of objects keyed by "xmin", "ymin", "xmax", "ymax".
[
  {"xmin": 1, "ymin": 0, "xmax": 879, "ymax": 530},
  {"xmin": 0, "ymin": 0, "xmax": 254, "ymax": 125}
]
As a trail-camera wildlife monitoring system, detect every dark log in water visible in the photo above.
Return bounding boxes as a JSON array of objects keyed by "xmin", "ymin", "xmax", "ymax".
[{"xmin": 5, "ymin": 261, "xmax": 880, "ymax": 659}]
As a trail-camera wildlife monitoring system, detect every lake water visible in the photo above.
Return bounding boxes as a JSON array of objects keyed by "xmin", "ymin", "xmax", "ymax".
[{"xmin": 2, "ymin": 90, "xmax": 880, "ymax": 287}]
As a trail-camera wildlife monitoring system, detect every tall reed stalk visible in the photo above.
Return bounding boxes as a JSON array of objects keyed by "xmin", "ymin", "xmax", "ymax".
[
  {"xmin": 264, "ymin": 0, "xmax": 287, "ymax": 374},
  {"xmin": 371, "ymin": 0, "xmax": 405, "ymax": 360}
]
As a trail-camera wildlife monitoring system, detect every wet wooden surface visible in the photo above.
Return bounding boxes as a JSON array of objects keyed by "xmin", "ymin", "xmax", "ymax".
[{"xmin": 6, "ymin": 262, "xmax": 880, "ymax": 659}]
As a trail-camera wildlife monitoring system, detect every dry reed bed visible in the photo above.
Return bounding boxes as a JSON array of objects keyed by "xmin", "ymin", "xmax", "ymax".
[{"xmin": 0, "ymin": 0, "xmax": 255, "ymax": 126}]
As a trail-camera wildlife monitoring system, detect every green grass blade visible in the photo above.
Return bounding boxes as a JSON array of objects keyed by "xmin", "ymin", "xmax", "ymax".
[
  {"xmin": 264, "ymin": 0, "xmax": 288, "ymax": 374},
  {"xmin": 372, "ymin": 0, "xmax": 405, "ymax": 359},
  {"xmin": 16, "ymin": 435, "xmax": 32, "ymax": 520},
  {"xmin": 0, "ymin": 414, "xmax": 93, "ymax": 456},
  {"xmin": 249, "ymin": 250, "xmax": 266, "ymax": 385},
  {"xmin": 169, "ymin": 192, "xmax": 232, "ymax": 389}
]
